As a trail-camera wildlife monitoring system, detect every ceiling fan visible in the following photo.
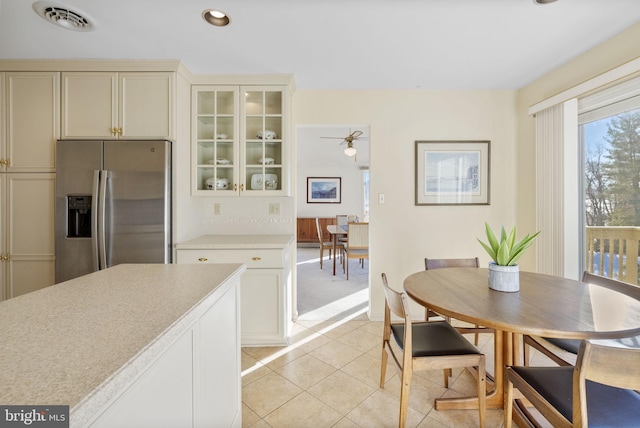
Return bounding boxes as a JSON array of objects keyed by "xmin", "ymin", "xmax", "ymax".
[{"xmin": 321, "ymin": 130, "xmax": 367, "ymax": 157}]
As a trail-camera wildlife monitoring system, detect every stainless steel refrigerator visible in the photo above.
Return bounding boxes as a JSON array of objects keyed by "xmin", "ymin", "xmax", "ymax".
[{"xmin": 55, "ymin": 140, "xmax": 172, "ymax": 283}]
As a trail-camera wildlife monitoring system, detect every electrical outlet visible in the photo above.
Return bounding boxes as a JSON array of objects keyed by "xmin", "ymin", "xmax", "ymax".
[
  {"xmin": 269, "ymin": 203, "xmax": 280, "ymax": 215},
  {"xmin": 214, "ymin": 203, "xmax": 221, "ymax": 215}
]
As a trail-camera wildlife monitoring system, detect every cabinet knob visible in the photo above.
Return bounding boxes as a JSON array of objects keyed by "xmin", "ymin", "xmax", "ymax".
[
  {"xmin": 198, "ymin": 257, "xmax": 208, "ymax": 262},
  {"xmin": 241, "ymin": 183, "xmax": 245, "ymax": 191},
  {"xmin": 252, "ymin": 257, "xmax": 261, "ymax": 261},
  {"xmin": 117, "ymin": 127, "xmax": 123, "ymax": 136},
  {"xmin": 234, "ymin": 183, "xmax": 237, "ymax": 191},
  {"xmin": 110, "ymin": 127, "xmax": 117, "ymax": 136}
]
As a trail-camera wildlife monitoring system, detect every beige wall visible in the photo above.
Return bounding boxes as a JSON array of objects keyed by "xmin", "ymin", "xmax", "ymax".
[
  {"xmin": 293, "ymin": 90, "xmax": 518, "ymax": 319},
  {"xmin": 515, "ymin": 22, "xmax": 640, "ymax": 272}
]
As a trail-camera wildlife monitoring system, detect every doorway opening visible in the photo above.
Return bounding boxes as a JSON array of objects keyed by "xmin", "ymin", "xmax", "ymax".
[{"xmin": 294, "ymin": 125, "xmax": 371, "ymax": 321}]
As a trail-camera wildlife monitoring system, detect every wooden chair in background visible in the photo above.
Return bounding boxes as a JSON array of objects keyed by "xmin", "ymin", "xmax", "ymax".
[
  {"xmin": 424, "ymin": 257, "xmax": 488, "ymax": 346},
  {"xmin": 343, "ymin": 222, "xmax": 369, "ymax": 280},
  {"xmin": 380, "ymin": 273, "xmax": 486, "ymax": 428},
  {"xmin": 315, "ymin": 217, "xmax": 333, "ymax": 269},
  {"xmin": 523, "ymin": 271, "xmax": 640, "ymax": 367},
  {"xmin": 505, "ymin": 340, "xmax": 640, "ymax": 427}
]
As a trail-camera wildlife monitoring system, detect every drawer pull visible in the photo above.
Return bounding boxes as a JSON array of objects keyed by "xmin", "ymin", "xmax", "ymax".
[
  {"xmin": 198, "ymin": 257, "xmax": 208, "ymax": 262},
  {"xmin": 252, "ymin": 257, "xmax": 262, "ymax": 261}
]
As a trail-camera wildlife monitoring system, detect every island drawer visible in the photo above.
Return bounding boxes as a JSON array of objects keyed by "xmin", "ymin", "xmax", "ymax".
[{"xmin": 176, "ymin": 249, "xmax": 284, "ymax": 269}]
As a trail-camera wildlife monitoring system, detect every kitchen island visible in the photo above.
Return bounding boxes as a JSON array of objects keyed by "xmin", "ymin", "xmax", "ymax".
[{"xmin": 0, "ymin": 263, "xmax": 245, "ymax": 428}]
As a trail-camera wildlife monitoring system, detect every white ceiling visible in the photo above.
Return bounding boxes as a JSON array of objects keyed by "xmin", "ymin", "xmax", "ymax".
[{"xmin": 1, "ymin": 0, "xmax": 640, "ymax": 90}]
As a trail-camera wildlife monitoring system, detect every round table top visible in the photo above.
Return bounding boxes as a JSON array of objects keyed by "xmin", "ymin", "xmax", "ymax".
[{"xmin": 403, "ymin": 268, "xmax": 640, "ymax": 340}]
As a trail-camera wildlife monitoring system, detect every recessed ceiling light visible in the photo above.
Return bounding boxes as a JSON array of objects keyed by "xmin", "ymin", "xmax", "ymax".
[
  {"xmin": 533, "ymin": 0, "xmax": 558, "ymax": 4},
  {"xmin": 32, "ymin": 1, "xmax": 95, "ymax": 32},
  {"xmin": 202, "ymin": 9, "xmax": 230, "ymax": 27}
]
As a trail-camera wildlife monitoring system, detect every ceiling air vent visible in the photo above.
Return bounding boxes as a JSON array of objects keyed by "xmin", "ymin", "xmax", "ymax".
[{"xmin": 32, "ymin": 1, "xmax": 95, "ymax": 32}]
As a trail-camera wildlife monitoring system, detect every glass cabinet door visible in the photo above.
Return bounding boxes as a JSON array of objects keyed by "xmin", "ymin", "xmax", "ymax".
[
  {"xmin": 242, "ymin": 88, "xmax": 285, "ymax": 194},
  {"xmin": 193, "ymin": 87, "xmax": 239, "ymax": 194}
]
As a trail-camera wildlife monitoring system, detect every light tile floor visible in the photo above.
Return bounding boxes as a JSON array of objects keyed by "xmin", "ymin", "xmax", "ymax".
[{"xmin": 241, "ymin": 248, "xmax": 554, "ymax": 427}]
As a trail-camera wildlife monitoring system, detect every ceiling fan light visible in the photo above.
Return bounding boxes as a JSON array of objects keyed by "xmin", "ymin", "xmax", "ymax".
[{"xmin": 344, "ymin": 145, "xmax": 357, "ymax": 156}]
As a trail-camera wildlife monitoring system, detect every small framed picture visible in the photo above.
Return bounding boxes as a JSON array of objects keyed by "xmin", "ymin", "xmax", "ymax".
[
  {"xmin": 307, "ymin": 177, "xmax": 342, "ymax": 203},
  {"xmin": 415, "ymin": 140, "xmax": 490, "ymax": 205}
]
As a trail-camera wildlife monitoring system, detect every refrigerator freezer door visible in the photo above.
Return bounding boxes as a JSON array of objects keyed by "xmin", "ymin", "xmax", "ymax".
[
  {"xmin": 55, "ymin": 140, "xmax": 103, "ymax": 283},
  {"xmin": 103, "ymin": 141, "xmax": 172, "ymax": 267}
]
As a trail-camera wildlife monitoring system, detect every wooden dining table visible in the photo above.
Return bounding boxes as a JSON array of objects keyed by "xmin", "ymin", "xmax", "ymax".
[
  {"xmin": 403, "ymin": 268, "xmax": 640, "ymax": 412},
  {"xmin": 326, "ymin": 224, "xmax": 347, "ymax": 275}
]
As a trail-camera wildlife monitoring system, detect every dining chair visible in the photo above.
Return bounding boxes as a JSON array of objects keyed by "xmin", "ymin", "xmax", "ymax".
[
  {"xmin": 523, "ymin": 272, "xmax": 640, "ymax": 367},
  {"xmin": 424, "ymin": 257, "xmax": 489, "ymax": 346},
  {"xmin": 342, "ymin": 222, "xmax": 369, "ymax": 280},
  {"xmin": 505, "ymin": 340, "xmax": 640, "ymax": 428},
  {"xmin": 380, "ymin": 273, "xmax": 486, "ymax": 428},
  {"xmin": 315, "ymin": 217, "xmax": 333, "ymax": 269}
]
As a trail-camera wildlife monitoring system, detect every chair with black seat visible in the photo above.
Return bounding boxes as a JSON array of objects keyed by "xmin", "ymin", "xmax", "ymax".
[
  {"xmin": 424, "ymin": 257, "xmax": 489, "ymax": 346},
  {"xmin": 523, "ymin": 271, "xmax": 640, "ymax": 366},
  {"xmin": 379, "ymin": 273, "xmax": 486, "ymax": 428},
  {"xmin": 505, "ymin": 339, "xmax": 640, "ymax": 428},
  {"xmin": 315, "ymin": 217, "xmax": 334, "ymax": 269}
]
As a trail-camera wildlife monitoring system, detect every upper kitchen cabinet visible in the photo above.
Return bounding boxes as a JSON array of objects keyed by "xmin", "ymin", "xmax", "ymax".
[
  {"xmin": 4, "ymin": 72, "xmax": 60, "ymax": 172},
  {"xmin": 192, "ymin": 85, "xmax": 290, "ymax": 196},
  {"xmin": 61, "ymin": 72, "xmax": 174, "ymax": 140}
]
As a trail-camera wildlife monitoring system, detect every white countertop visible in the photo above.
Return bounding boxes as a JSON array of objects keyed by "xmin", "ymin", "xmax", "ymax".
[
  {"xmin": 175, "ymin": 234, "xmax": 295, "ymax": 249},
  {"xmin": 0, "ymin": 263, "xmax": 245, "ymax": 424}
]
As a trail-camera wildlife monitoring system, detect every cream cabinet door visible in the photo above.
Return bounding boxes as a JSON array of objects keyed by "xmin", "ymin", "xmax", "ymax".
[
  {"xmin": 5, "ymin": 173, "xmax": 55, "ymax": 299},
  {"xmin": 5, "ymin": 72, "xmax": 60, "ymax": 172},
  {"xmin": 61, "ymin": 72, "xmax": 117, "ymax": 139},
  {"xmin": 119, "ymin": 72, "xmax": 174, "ymax": 139}
]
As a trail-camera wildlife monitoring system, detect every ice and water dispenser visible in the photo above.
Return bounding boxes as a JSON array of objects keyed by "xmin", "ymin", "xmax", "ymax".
[{"xmin": 67, "ymin": 195, "xmax": 92, "ymax": 238}]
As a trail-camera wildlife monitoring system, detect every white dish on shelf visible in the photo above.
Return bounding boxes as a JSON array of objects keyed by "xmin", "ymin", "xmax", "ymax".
[
  {"xmin": 258, "ymin": 157, "xmax": 274, "ymax": 165},
  {"xmin": 257, "ymin": 130, "xmax": 277, "ymax": 140},
  {"xmin": 216, "ymin": 133, "xmax": 228, "ymax": 139},
  {"xmin": 208, "ymin": 158, "xmax": 231, "ymax": 165},
  {"xmin": 251, "ymin": 173, "xmax": 278, "ymax": 190}
]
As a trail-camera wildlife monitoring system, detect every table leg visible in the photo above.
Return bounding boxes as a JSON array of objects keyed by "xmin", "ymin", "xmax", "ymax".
[{"xmin": 434, "ymin": 330, "xmax": 508, "ymax": 410}]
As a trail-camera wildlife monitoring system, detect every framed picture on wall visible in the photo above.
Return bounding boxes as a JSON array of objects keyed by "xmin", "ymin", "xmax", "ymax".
[
  {"xmin": 415, "ymin": 140, "xmax": 490, "ymax": 205},
  {"xmin": 307, "ymin": 177, "xmax": 342, "ymax": 203}
]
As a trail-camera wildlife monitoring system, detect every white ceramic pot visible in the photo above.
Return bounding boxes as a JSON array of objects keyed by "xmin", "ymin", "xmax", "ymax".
[
  {"xmin": 488, "ymin": 262, "xmax": 520, "ymax": 292},
  {"xmin": 206, "ymin": 177, "xmax": 229, "ymax": 190}
]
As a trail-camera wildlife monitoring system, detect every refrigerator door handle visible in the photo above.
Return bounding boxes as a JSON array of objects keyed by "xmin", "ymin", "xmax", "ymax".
[
  {"xmin": 97, "ymin": 170, "xmax": 108, "ymax": 270},
  {"xmin": 91, "ymin": 170, "xmax": 100, "ymax": 272}
]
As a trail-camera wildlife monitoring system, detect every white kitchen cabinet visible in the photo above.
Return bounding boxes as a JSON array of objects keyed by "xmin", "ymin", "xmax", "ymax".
[
  {"xmin": 191, "ymin": 85, "xmax": 290, "ymax": 196},
  {"xmin": 61, "ymin": 71, "xmax": 174, "ymax": 140},
  {"xmin": 0, "ymin": 72, "xmax": 57, "ymax": 300},
  {"xmin": 4, "ymin": 72, "xmax": 59, "ymax": 172},
  {"xmin": 176, "ymin": 236, "xmax": 293, "ymax": 345},
  {"xmin": 0, "ymin": 173, "xmax": 56, "ymax": 300}
]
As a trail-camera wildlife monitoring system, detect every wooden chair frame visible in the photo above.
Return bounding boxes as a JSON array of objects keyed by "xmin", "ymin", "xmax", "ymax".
[
  {"xmin": 506, "ymin": 340, "xmax": 640, "ymax": 428},
  {"xmin": 315, "ymin": 217, "xmax": 333, "ymax": 269},
  {"xmin": 343, "ymin": 222, "xmax": 369, "ymax": 280},
  {"xmin": 380, "ymin": 273, "xmax": 486, "ymax": 428},
  {"xmin": 523, "ymin": 271, "xmax": 640, "ymax": 366},
  {"xmin": 424, "ymin": 257, "xmax": 492, "ymax": 346}
]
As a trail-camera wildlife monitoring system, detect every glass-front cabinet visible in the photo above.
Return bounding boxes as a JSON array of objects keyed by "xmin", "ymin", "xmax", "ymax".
[{"xmin": 192, "ymin": 85, "xmax": 288, "ymax": 196}]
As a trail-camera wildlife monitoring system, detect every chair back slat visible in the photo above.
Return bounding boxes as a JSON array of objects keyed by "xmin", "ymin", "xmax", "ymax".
[
  {"xmin": 578, "ymin": 340, "xmax": 640, "ymax": 390},
  {"xmin": 336, "ymin": 215, "xmax": 348, "ymax": 229},
  {"xmin": 425, "ymin": 257, "xmax": 479, "ymax": 270},
  {"xmin": 381, "ymin": 273, "xmax": 407, "ymax": 318},
  {"xmin": 582, "ymin": 271, "xmax": 640, "ymax": 301},
  {"xmin": 315, "ymin": 217, "xmax": 324, "ymax": 243},
  {"xmin": 347, "ymin": 222, "xmax": 369, "ymax": 248}
]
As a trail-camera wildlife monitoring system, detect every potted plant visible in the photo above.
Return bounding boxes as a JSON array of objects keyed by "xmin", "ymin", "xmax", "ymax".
[{"xmin": 477, "ymin": 223, "xmax": 540, "ymax": 292}]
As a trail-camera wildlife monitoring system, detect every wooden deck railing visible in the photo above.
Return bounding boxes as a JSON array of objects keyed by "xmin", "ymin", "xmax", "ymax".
[{"xmin": 585, "ymin": 226, "xmax": 640, "ymax": 285}]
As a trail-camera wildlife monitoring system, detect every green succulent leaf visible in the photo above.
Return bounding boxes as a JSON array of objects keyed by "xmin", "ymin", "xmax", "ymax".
[{"xmin": 478, "ymin": 223, "xmax": 540, "ymax": 266}]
